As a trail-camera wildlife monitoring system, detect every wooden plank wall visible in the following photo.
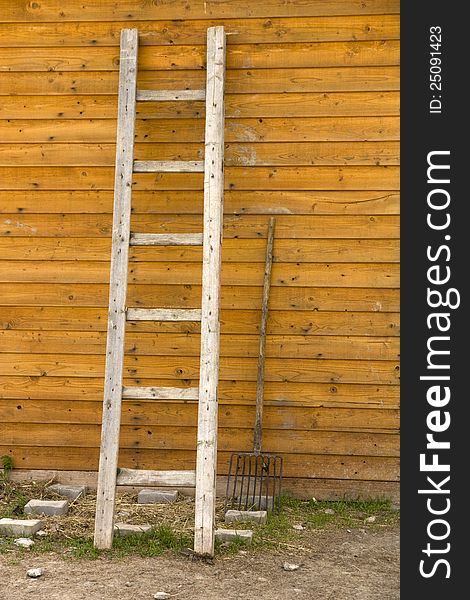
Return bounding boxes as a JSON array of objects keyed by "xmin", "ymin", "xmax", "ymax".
[{"xmin": 0, "ymin": 0, "xmax": 400, "ymax": 501}]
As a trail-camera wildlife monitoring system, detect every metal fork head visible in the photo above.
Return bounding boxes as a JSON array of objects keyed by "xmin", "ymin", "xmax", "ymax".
[{"xmin": 224, "ymin": 452, "xmax": 283, "ymax": 514}]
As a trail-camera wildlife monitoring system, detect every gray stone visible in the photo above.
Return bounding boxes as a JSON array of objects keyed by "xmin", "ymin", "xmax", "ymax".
[
  {"xmin": 46, "ymin": 484, "xmax": 86, "ymax": 501},
  {"xmin": 114, "ymin": 523, "xmax": 152, "ymax": 537},
  {"xmin": 215, "ymin": 528, "xmax": 253, "ymax": 545},
  {"xmin": 14, "ymin": 538, "xmax": 35, "ymax": 548},
  {"xmin": 137, "ymin": 489, "xmax": 178, "ymax": 504},
  {"xmin": 26, "ymin": 568, "xmax": 43, "ymax": 578},
  {"xmin": 225, "ymin": 510, "xmax": 267, "ymax": 525},
  {"xmin": 365, "ymin": 515, "xmax": 376, "ymax": 523},
  {"xmin": 24, "ymin": 499, "xmax": 69, "ymax": 516},
  {"xmin": 323, "ymin": 508, "xmax": 335, "ymax": 515},
  {"xmin": 0, "ymin": 518, "xmax": 44, "ymax": 537},
  {"xmin": 153, "ymin": 593, "xmax": 171, "ymax": 599},
  {"xmin": 247, "ymin": 496, "xmax": 275, "ymax": 510},
  {"xmin": 282, "ymin": 562, "xmax": 300, "ymax": 571}
]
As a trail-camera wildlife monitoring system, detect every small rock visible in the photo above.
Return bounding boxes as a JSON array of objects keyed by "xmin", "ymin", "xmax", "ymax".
[
  {"xmin": 114, "ymin": 523, "xmax": 152, "ymax": 537},
  {"xmin": 26, "ymin": 568, "xmax": 43, "ymax": 578},
  {"xmin": 324, "ymin": 508, "xmax": 335, "ymax": 515},
  {"xmin": 238, "ymin": 550, "xmax": 248, "ymax": 556},
  {"xmin": 138, "ymin": 489, "xmax": 178, "ymax": 504},
  {"xmin": 365, "ymin": 515, "xmax": 376, "ymax": 523},
  {"xmin": 46, "ymin": 484, "xmax": 85, "ymax": 501},
  {"xmin": 153, "ymin": 593, "xmax": 170, "ymax": 599},
  {"xmin": 292, "ymin": 524, "xmax": 305, "ymax": 531},
  {"xmin": 125, "ymin": 582, "xmax": 132, "ymax": 587},
  {"xmin": 257, "ymin": 576, "xmax": 268, "ymax": 582},
  {"xmin": 35, "ymin": 530, "xmax": 47, "ymax": 537},
  {"xmin": 293, "ymin": 588, "xmax": 302, "ymax": 593},
  {"xmin": 14, "ymin": 538, "xmax": 34, "ymax": 548},
  {"xmin": 283, "ymin": 562, "xmax": 300, "ymax": 572},
  {"xmin": 347, "ymin": 529, "xmax": 352, "ymax": 533},
  {"xmin": 24, "ymin": 499, "xmax": 68, "ymax": 517}
]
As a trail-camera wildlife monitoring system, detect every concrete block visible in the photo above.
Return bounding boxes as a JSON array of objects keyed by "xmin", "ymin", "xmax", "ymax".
[
  {"xmin": 24, "ymin": 499, "xmax": 69, "ymax": 516},
  {"xmin": 0, "ymin": 518, "xmax": 44, "ymax": 537},
  {"xmin": 250, "ymin": 496, "xmax": 275, "ymax": 511},
  {"xmin": 137, "ymin": 489, "xmax": 178, "ymax": 504},
  {"xmin": 225, "ymin": 510, "xmax": 267, "ymax": 525},
  {"xmin": 114, "ymin": 523, "xmax": 152, "ymax": 537},
  {"xmin": 46, "ymin": 484, "xmax": 86, "ymax": 501},
  {"xmin": 215, "ymin": 528, "xmax": 253, "ymax": 545}
]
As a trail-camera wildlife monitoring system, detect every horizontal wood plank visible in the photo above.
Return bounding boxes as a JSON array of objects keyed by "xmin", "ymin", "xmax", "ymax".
[
  {"xmin": 0, "ymin": 116, "xmax": 400, "ymax": 145},
  {"xmin": 0, "ymin": 41, "xmax": 399, "ymax": 72},
  {"xmin": 0, "ymin": 1, "xmax": 400, "ymax": 22},
  {"xmin": 8, "ymin": 467, "xmax": 400, "ymax": 501},
  {"xmin": 0, "ymin": 238, "xmax": 399, "ymax": 262},
  {"xmin": 0, "ymin": 260, "xmax": 400, "ymax": 288},
  {"xmin": 0, "ymin": 399, "xmax": 399, "ymax": 431},
  {"xmin": 0, "ymin": 15, "xmax": 400, "ymax": 47},
  {"xmin": 133, "ymin": 160, "xmax": 204, "ymax": 172},
  {"xmin": 0, "ymin": 422, "xmax": 399, "ymax": 456},
  {"xmin": 3, "ymin": 455, "xmax": 399, "ymax": 485},
  {"xmin": 0, "ymin": 331, "xmax": 400, "ymax": 361},
  {"xmin": 0, "ymin": 189, "xmax": 400, "ymax": 215},
  {"xmin": 0, "ymin": 142, "xmax": 400, "ymax": 167},
  {"xmin": 137, "ymin": 89, "xmax": 205, "ymax": 101},
  {"xmin": 117, "ymin": 468, "xmax": 196, "ymax": 487},
  {"xmin": 0, "ymin": 353, "xmax": 400, "ymax": 384},
  {"xmin": 0, "ymin": 96, "xmax": 400, "ymax": 119},
  {"xmin": 0, "ymin": 377, "xmax": 399, "ymax": 408},
  {"xmin": 0, "ymin": 284, "xmax": 400, "ymax": 312},
  {"xmin": 0, "ymin": 214, "xmax": 400, "ymax": 238},
  {"xmin": 0, "ymin": 165, "xmax": 399, "ymax": 190},
  {"xmin": 0, "ymin": 67, "xmax": 400, "ymax": 95},
  {"xmin": 130, "ymin": 233, "xmax": 203, "ymax": 246},
  {"xmin": 122, "ymin": 386, "xmax": 199, "ymax": 400},
  {"xmin": 126, "ymin": 308, "xmax": 202, "ymax": 321}
]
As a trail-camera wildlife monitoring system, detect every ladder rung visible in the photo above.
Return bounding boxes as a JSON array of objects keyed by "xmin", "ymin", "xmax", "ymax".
[
  {"xmin": 130, "ymin": 233, "xmax": 203, "ymax": 246},
  {"xmin": 136, "ymin": 89, "xmax": 205, "ymax": 102},
  {"xmin": 117, "ymin": 468, "xmax": 196, "ymax": 487},
  {"xmin": 126, "ymin": 308, "xmax": 202, "ymax": 321},
  {"xmin": 123, "ymin": 386, "xmax": 199, "ymax": 400},
  {"xmin": 134, "ymin": 160, "xmax": 204, "ymax": 173}
]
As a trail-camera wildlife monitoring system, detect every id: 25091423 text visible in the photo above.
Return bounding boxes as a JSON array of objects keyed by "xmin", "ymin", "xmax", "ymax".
[{"xmin": 429, "ymin": 26, "xmax": 443, "ymax": 114}]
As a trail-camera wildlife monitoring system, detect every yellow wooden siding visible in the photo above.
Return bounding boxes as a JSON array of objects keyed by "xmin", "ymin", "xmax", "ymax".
[{"xmin": 0, "ymin": 1, "xmax": 399, "ymax": 500}]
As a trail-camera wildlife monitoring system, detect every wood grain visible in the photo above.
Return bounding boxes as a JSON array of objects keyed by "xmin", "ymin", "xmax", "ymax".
[
  {"xmin": 0, "ymin": 67, "xmax": 400, "ymax": 95},
  {"xmin": 0, "ymin": 377, "xmax": 399, "ymax": 408},
  {"xmin": 0, "ymin": 1, "xmax": 400, "ymax": 22},
  {"xmin": 0, "ymin": 41, "xmax": 399, "ymax": 72},
  {"xmin": 0, "ymin": 284, "xmax": 400, "ymax": 312},
  {"xmin": 0, "ymin": 189, "xmax": 400, "ymax": 215},
  {"xmin": 0, "ymin": 96, "xmax": 400, "ymax": 119}
]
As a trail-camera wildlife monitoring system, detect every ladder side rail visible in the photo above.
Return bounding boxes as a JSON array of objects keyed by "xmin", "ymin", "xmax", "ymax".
[
  {"xmin": 94, "ymin": 28, "xmax": 139, "ymax": 550},
  {"xmin": 194, "ymin": 25, "xmax": 226, "ymax": 557}
]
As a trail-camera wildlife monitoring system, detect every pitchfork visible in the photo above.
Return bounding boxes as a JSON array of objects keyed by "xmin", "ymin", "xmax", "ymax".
[{"xmin": 224, "ymin": 218, "xmax": 283, "ymax": 514}]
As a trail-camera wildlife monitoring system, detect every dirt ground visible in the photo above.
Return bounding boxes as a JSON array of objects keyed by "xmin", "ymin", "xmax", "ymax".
[{"xmin": 0, "ymin": 526, "xmax": 399, "ymax": 600}]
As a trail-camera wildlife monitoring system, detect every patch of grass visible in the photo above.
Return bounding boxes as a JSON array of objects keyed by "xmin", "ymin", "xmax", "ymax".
[
  {"xmin": 215, "ymin": 535, "xmax": 252, "ymax": 556},
  {"xmin": 59, "ymin": 525, "xmax": 193, "ymax": 560},
  {"xmin": 0, "ymin": 458, "xmax": 30, "ymax": 519},
  {"xmin": 62, "ymin": 537, "xmax": 101, "ymax": 560},
  {"xmin": 0, "ymin": 480, "xmax": 398, "ymax": 560},
  {"xmin": 218, "ymin": 496, "xmax": 399, "ymax": 553}
]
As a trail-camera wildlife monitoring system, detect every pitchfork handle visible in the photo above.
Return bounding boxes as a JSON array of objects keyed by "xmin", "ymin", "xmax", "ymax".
[{"xmin": 253, "ymin": 217, "xmax": 275, "ymax": 454}]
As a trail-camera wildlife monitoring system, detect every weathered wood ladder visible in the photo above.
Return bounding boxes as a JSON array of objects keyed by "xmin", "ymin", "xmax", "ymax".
[{"xmin": 94, "ymin": 26, "xmax": 226, "ymax": 557}]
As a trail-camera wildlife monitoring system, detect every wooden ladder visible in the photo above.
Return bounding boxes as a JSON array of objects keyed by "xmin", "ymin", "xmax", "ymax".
[{"xmin": 93, "ymin": 26, "xmax": 226, "ymax": 557}]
